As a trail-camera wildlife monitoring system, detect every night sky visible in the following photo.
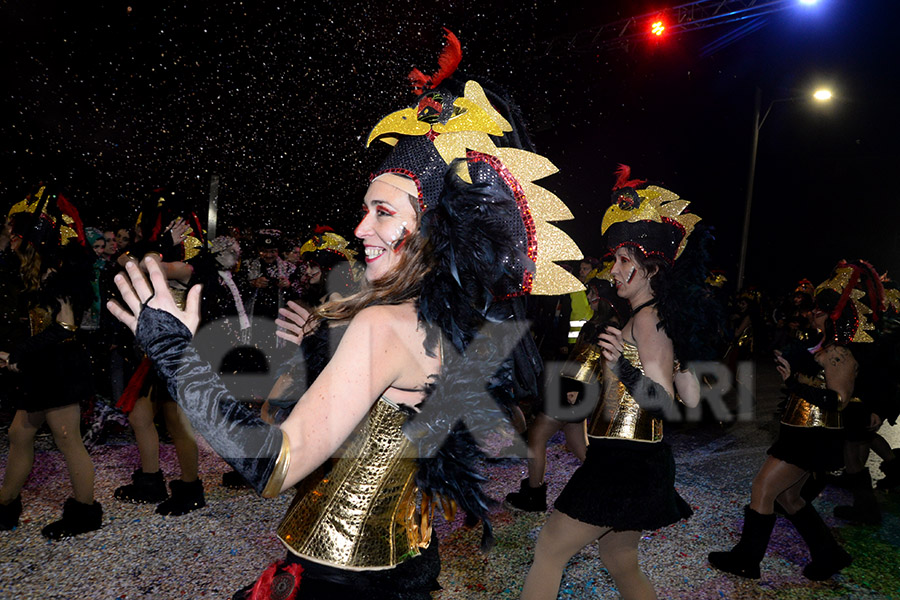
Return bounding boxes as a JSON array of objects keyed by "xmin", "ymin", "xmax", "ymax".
[{"xmin": 2, "ymin": 0, "xmax": 898, "ymax": 295}]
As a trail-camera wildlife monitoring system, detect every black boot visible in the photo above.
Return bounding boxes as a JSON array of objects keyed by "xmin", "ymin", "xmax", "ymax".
[
  {"xmin": 504, "ymin": 478, "xmax": 547, "ymax": 512},
  {"xmin": 708, "ymin": 507, "xmax": 777, "ymax": 579},
  {"xmin": 784, "ymin": 503, "xmax": 852, "ymax": 580},
  {"xmin": 876, "ymin": 455, "xmax": 900, "ymax": 491},
  {"xmin": 833, "ymin": 469, "xmax": 881, "ymax": 525},
  {"xmin": 799, "ymin": 471, "xmax": 828, "ymax": 502},
  {"xmin": 41, "ymin": 498, "xmax": 103, "ymax": 539},
  {"xmin": 0, "ymin": 496, "xmax": 23, "ymax": 530},
  {"xmin": 156, "ymin": 479, "xmax": 206, "ymax": 516},
  {"xmin": 114, "ymin": 469, "xmax": 169, "ymax": 503}
]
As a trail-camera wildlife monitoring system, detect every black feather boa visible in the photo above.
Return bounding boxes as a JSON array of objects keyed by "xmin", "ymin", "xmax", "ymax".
[
  {"xmin": 653, "ymin": 225, "xmax": 727, "ymax": 364},
  {"xmin": 408, "ymin": 162, "xmax": 541, "ymax": 550}
]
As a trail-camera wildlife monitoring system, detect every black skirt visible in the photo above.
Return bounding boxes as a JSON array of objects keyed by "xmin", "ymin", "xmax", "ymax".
[
  {"xmin": 233, "ymin": 534, "xmax": 441, "ymax": 600},
  {"xmin": 554, "ymin": 438, "xmax": 693, "ymax": 531},
  {"xmin": 767, "ymin": 424, "xmax": 844, "ymax": 472},
  {"xmin": 840, "ymin": 402, "xmax": 876, "ymax": 442}
]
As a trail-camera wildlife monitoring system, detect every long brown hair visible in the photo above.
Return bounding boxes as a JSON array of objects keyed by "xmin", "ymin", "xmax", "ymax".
[
  {"xmin": 313, "ymin": 196, "xmax": 432, "ymax": 324},
  {"xmin": 16, "ymin": 242, "xmax": 42, "ymax": 293}
]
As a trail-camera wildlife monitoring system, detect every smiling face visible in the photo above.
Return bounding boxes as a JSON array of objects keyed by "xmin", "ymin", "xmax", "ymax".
[
  {"xmin": 609, "ymin": 247, "xmax": 655, "ymax": 305},
  {"xmin": 354, "ymin": 179, "xmax": 418, "ymax": 283}
]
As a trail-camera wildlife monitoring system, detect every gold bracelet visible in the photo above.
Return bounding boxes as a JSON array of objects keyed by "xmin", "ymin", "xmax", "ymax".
[
  {"xmin": 261, "ymin": 432, "xmax": 292, "ymax": 498},
  {"xmin": 57, "ymin": 321, "xmax": 77, "ymax": 332}
]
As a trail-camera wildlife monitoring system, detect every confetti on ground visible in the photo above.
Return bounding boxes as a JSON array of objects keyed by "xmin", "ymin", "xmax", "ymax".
[{"xmin": 1, "ymin": 364, "xmax": 898, "ymax": 599}]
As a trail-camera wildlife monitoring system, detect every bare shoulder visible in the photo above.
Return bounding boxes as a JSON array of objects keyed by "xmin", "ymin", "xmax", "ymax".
[
  {"xmin": 632, "ymin": 307, "xmax": 669, "ymax": 346},
  {"xmin": 819, "ymin": 345, "xmax": 857, "ymax": 369},
  {"xmin": 348, "ymin": 303, "xmax": 419, "ymax": 338}
]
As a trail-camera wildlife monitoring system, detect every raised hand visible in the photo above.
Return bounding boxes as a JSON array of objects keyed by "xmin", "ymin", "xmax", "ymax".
[
  {"xmin": 774, "ymin": 350, "xmax": 792, "ymax": 382},
  {"xmin": 275, "ymin": 300, "xmax": 313, "ymax": 346},
  {"xmin": 597, "ymin": 326, "xmax": 625, "ymax": 362},
  {"xmin": 107, "ymin": 257, "xmax": 202, "ymax": 336}
]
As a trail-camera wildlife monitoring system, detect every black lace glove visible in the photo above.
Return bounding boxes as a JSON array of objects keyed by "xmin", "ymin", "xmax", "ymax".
[
  {"xmin": 785, "ymin": 379, "xmax": 842, "ymax": 411},
  {"xmin": 611, "ymin": 355, "xmax": 673, "ymax": 418},
  {"xmin": 136, "ymin": 306, "xmax": 288, "ymax": 497}
]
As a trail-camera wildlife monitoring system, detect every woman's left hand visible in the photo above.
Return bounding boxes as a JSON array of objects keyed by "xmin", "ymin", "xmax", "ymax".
[
  {"xmin": 774, "ymin": 350, "xmax": 791, "ymax": 382},
  {"xmin": 56, "ymin": 298, "xmax": 75, "ymax": 327},
  {"xmin": 107, "ymin": 257, "xmax": 202, "ymax": 335},
  {"xmin": 598, "ymin": 326, "xmax": 624, "ymax": 362}
]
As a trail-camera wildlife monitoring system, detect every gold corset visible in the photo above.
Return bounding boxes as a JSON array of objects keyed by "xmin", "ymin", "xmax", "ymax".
[
  {"xmin": 587, "ymin": 341, "xmax": 663, "ymax": 443},
  {"xmin": 169, "ymin": 286, "xmax": 188, "ymax": 310},
  {"xmin": 276, "ymin": 396, "xmax": 428, "ymax": 570},
  {"xmin": 781, "ymin": 372, "xmax": 842, "ymax": 429}
]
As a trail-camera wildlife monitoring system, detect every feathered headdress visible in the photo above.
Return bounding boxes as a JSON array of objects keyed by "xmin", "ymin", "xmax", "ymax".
[
  {"xmin": 7, "ymin": 183, "xmax": 86, "ymax": 248},
  {"xmin": 298, "ymin": 228, "xmax": 357, "ymax": 270},
  {"xmin": 601, "ymin": 165, "xmax": 700, "ymax": 264},
  {"xmin": 815, "ymin": 260, "xmax": 885, "ymax": 344},
  {"xmin": 366, "ymin": 30, "xmax": 585, "ymax": 551},
  {"xmin": 367, "ymin": 31, "xmax": 582, "ymax": 297},
  {"xmin": 135, "ymin": 188, "xmax": 205, "ymax": 261}
]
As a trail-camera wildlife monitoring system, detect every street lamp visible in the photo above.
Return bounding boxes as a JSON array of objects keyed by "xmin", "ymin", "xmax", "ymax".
[{"xmin": 735, "ymin": 87, "xmax": 833, "ymax": 290}]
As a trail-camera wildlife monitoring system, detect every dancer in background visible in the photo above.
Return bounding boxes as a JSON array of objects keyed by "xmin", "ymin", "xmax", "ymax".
[
  {"xmin": 0, "ymin": 185, "xmax": 101, "ymax": 539},
  {"xmin": 506, "ymin": 275, "xmax": 629, "ymax": 513},
  {"xmin": 708, "ymin": 260, "xmax": 884, "ymax": 580},
  {"xmin": 521, "ymin": 166, "xmax": 719, "ymax": 600},
  {"xmin": 113, "ymin": 192, "xmax": 207, "ymax": 515}
]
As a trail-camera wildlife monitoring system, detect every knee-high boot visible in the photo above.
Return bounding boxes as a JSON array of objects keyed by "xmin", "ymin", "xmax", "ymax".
[
  {"xmin": 833, "ymin": 468, "xmax": 881, "ymax": 525},
  {"xmin": 876, "ymin": 451, "xmax": 900, "ymax": 490},
  {"xmin": 708, "ymin": 507, "xmax": 777, "ymax": 579},
  {"xmin": 784, "ymin": 503, "xmax": 852, "ymax": 580}
]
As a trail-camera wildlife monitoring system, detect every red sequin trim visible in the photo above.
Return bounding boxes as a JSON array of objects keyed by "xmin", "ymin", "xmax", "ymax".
[
  {"xmin": 466, "ymin": 150, "xmax": 537, "ymax": 295},
  {"xmin": 604, "ymin": 241, "xmax": 675, "ymax": 267}
]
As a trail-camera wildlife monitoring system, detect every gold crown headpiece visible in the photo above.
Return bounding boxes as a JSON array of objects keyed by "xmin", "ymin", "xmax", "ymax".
[
  {"xmin": 600, "ymin": 165, "xmax": 700, "ymax": 264},
  {"xmin": 815, "ymin": 260, "xmax": 885, "ymax": 344}
]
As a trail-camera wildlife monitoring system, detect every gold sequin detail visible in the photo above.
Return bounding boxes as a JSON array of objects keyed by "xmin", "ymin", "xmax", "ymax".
[
  {"xmin": 815, "ymin": 266, "xmax": 875, "ymax": 343},
  {"xmin": 276, "ymin": 397, "xmax": 426, "ymax": 570},
  {"xmin": 600, "ymin": 185, "xmax": 701, "ymax": 260},
  {"xmin": 781, "ymin": 372, "xmax": 842, "ymax": 429},
  {"xmin": 587, "ymin": 341, "xmax": 664, "ymax": 442},
  {"xmin": 367, "ymin": 80, "xmax": 584, "ymax": 296}
]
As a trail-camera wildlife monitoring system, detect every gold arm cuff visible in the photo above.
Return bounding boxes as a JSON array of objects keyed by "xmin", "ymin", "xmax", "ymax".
[
  {"xmin": 261, "ymin": 431, "xmax": 291, "ymax": 498},
  {"xmin": 57, "ymin": 321, "xmax": 77, "ymax": 332}
]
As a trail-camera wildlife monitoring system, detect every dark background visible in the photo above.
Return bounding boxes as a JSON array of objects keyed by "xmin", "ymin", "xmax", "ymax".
[{"xmin": 2, "ymin": 0, "xmax": 898, "ymax": 294}]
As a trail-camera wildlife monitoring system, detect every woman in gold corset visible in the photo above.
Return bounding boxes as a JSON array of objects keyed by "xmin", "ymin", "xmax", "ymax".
[
  {"xmin": 708, "ymin": 260, "xmax": 885, "ymax": 581},
  {"xmin": 108, "ymin": 31, "xmax": 584, "ymax": 600},
  {"xmin": 521, "ymin": 166, "xmax": 715, "ymax": 600}
]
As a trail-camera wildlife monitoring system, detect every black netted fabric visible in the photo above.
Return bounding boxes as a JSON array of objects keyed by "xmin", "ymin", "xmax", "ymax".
[
  {"xmin": 767, "ymin": 424, "xmax": 844, "ymax": 472},
  {"xmin": 555, "ymin": 439, "xmax": 692, "ymax": 531}
]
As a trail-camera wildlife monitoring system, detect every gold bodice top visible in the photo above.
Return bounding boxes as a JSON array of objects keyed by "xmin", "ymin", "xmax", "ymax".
[
  {"xmin": 781, "ymin": 371, "xmax": 842, "ymax": 429},
  {"xmin": 169, "ymin": 286, "xmax": 188, "ymax": 311},
  {"xmin": 587, "ymin": 341, "xmax": 664, "ymax": 443},
  {"xmin": 28, "ymin": 307, "xmax": 53, "ymax": 336},
  {"xmin": 276, "ymin": 396, "xmax": 429, "ymax": 570},
  {"xmin": 735, "ymin": 326, "xmax": 754, "ymax": 352}
]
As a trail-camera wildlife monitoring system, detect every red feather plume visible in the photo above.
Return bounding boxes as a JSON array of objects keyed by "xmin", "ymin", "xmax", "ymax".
[
  {"xmin": 612, "ymin": 164, "xmax": 647, "ymax": 191},
  {"xmin": 408, "ymin": 28, "xmax": 462, "ymax": 96}
]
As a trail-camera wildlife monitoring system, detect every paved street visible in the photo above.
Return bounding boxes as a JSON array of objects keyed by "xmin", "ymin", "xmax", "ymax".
[{"xmin": 1, "ymin": 361, "xmax": 898, "ymax": 599}]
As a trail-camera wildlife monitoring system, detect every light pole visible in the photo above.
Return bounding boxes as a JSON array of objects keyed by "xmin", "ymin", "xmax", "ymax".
[{"xmin": 736, "ymin": 86, "xmax": 832, "ymax": 290}]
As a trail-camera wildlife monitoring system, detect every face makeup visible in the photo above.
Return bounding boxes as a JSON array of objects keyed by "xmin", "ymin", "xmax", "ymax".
[
  {"xmin": 355, "ymin": 179, "xmax": 418, "ymax": 282},
  {"xmin": 390, "ymin": 222, "xmax": 410, "ymax": 251}
]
